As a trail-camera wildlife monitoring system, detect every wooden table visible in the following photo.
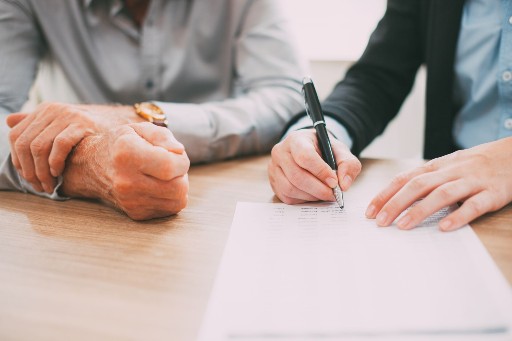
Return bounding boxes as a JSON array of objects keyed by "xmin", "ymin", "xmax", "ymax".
[{"xmin": 0, "ymin": 156, "xmax": 510, "ymax": 341}]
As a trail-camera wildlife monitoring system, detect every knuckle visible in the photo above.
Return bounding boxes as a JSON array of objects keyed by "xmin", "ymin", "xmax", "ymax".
[
  {"xmin": 408, "ymin": 176, "xmax": 427, "ymax": 192},
  {"xmin": 35, "ymin": 102, "xmax": 51, "ymax": 113},
  {"xmin": 372, "ymin": 191, "xmax": 387, "ymax": 206},
  {"xmin": 435, "ymin": 186, "xmax": 453, "ymax": 201},
  {"xmin": 8, "ymin": 129, "xmax": 19, "ymax": 145},
  {"xmin": 270, "ymin": 144, "xmax": 281, "ymax": 159},
  {"xmin": 422, "ymin": 159, "xmax": 438, "ymax": 172},
  {"xmin": 30, "ymin": 139, "xmax": 49, "ymax": 157},
  {"xmin": 450, "ymin": 150, "xmax": 465, "ymax": 160},
  {"xmin": 54, "ymin": 135, "xmax": 72, "ymax": 147},
  {"xmin": 164, "ymin": 196, "xmax": 188, "ymax": 215},
  {"xmin": 383, "ymin": 201, "xmax": 400, "ymax": 216},
  {"xmin": 163, "ymin": 178, "xmax": 189, "ymax": 213},
  {"xmin": 470, "ymin": 153, "xmax": 487, "ymax": 165},
  {"xmin": 15, "ymin": 137, "xmax": 30, "ymax": 152},
  {"xmin": 314, "ymin": 167, "xmax": 332, "ymax": 180},
  {"xmin": 465, "ymin": 199, "xmax": 485, "ymax": 216},
  {"xmin": 159, "ymin": 162, "xmax": 175, "ymax": 180},
  {"xmin": 391, "ymin": 172, "xmax": 409, "ymax": 188},
  {"xmin": 294, "ymin": 151, "xmax": 315, "ymax": 168},
  {"xmin": 39, "ymin": 102, "xmax": 62, "ymax": 116},
  {"xmin": 182, "ymin": 155, "xmax": 191, "ymax": 172},
  {"xmin": 288, "ymin": 130, "xmax": 303, "ymax": 141},
  {"xmin": 408, "ymin": 205, "xmax": 428, "ymax": 221},
  {"xmin": 353, "ymin": 158, "xmax": 363, "ymax": 173},
  {"xmin": 344, "ymin": 157, "xmax": 362, "ymax": 176},
  {"xmin": 81, "ymin": 127, "xmax": 96, "ymax": 137},
  {"xmin": 151, "ymin": 128, "xmax": 167, "ymax": 140},
  {"xmin": 482, "ymin": 191, "xmax": 502, "ymax": 212},
  {"xmin": 48, "ymin": 153, "xmax": 64, "ymax": 169}
]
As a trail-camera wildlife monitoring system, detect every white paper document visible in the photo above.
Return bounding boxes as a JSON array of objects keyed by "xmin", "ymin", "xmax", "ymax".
[{"xmin": 198, "ymin": 202, "xmax": 512, "ymax": 341}]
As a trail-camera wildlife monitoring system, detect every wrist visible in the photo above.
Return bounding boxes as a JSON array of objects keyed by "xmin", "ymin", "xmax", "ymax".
[
  {"xmin": 60, "ymin": 135, "xmax": 113, "ymax": 201},
  {"xmin": 80, "ymin": 104, "xmax": 146, "ymax": 129},
  {"xmin": 106, "ymin": 105, "xmax": 146, "ymax": 125}
]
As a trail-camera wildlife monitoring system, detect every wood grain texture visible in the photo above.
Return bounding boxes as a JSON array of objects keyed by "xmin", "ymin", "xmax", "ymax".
[{"xmin": 0, "ymin": 156, "xmax": 510, "ymax": 341}]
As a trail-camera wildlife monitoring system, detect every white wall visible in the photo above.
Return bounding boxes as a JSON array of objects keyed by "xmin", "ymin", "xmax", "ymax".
[
  {"xmin": 282, "ymin": 0, "xmax": 387, "ymax": 61},
  {"xmin": 282, "ymin": 0, "xmax": 426, "ymax": 159}
]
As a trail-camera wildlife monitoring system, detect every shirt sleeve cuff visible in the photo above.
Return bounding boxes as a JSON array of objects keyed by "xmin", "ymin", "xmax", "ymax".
[
  {"xmin": 282, "ymin": 115, "xmax": 354, "ymax": 149},
  {"xmin": 0, "ymin": 155, "xmax": 69, "ymax": 200},
  {"xmin": 153, "ymin": 101, "xmax": 212, "ymax": 163}
]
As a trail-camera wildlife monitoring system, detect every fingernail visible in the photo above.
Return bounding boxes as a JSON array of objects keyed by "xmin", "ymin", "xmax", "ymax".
[
  {"xmin": 326, "ymin": 177, "xmax": 338, "ymax": 188},
  {"xmin": 376, "ymin": 211, "xmax": 388, "ymax": 226},
  {"xmin": 365, "ymin": 205, "xmax": 376, "ymax": 218},
  {"xmin": 397, "ymin": 215, "xmax": 412, "ymax": 229},
  {"xmin": 42, "ymin": 183, "xmax": 51, "ymax": 193},
  {"xmin": 440, "ymin": 219, "xmax": 452, "ymax": 231},
  {"xmin": 341, "ymin": 175, "xmax": 352, "ymax": 190},
  {"xmin": 50, "ymin": 168, "xmax": 57, "ymax": 177}
]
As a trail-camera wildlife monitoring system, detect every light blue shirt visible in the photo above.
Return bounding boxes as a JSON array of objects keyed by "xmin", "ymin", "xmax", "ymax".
[
  {"xmin": 453, "ymin": 0, "xmax": 512, "ymax": 148},
  {"xmin": 290, "ymin": 0, "xmax": 512, "ymax": 153}
]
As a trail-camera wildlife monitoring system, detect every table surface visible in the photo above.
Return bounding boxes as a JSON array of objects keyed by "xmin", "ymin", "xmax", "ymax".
[{"xmin": 0, "ymin": 156, "xmax": 510, "ymax": 341}]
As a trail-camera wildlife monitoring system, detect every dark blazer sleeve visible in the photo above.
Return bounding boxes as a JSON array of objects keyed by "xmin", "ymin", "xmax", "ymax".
[{"xmin": 320, "ymin": 0, "xmax": 424, "ymax": 155}]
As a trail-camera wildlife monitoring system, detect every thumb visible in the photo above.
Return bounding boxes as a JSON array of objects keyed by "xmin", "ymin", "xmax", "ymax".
[
  {"xmin": 129, "ymin": 122, "xmax": 185, "ymax": 154},
  {"xmin": 332, "ymin": 138, "xmax": 362, "ymax": 191},
  {"xmin": 6, "ymin": 113, "xmax": 28, "ymax": 128}
]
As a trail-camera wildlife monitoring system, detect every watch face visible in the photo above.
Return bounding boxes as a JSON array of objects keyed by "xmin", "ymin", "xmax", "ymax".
[{"xmin": 135, "ymin": 102, "xmax": 168, "ymax": 128}]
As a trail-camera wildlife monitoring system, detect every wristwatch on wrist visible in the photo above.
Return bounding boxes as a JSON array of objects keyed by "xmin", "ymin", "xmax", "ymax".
[{"xmin": 134, "ymin": 102, "xmax": 169, "ymax": 128}]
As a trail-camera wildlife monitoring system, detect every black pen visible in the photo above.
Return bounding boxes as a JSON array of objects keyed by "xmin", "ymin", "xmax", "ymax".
[{"xmin": 302, "ymin": 77, "xmax": 344, "ymax": 209}]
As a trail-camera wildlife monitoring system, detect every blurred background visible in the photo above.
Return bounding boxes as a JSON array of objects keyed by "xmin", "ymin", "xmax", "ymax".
[
  {"xmin": 282, "ymin": 0, "xmax": 426, "ymax": 159},
  {"xmin": 26, "ymin": 0, "xmax": 426, "ymax": 160}
]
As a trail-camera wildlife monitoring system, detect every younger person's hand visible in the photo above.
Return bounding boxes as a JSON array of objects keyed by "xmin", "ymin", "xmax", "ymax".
[
  {"xmin": 366, "ymin": 137, "xmax": 512, "ymax": 231},
  {"xmin": 268, "ymin": 129, "xmax": 362, "ymax": 204}
]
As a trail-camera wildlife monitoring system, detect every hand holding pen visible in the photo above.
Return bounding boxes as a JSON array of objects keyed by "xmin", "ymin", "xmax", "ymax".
[{"xmin": 268, "ymin": 77, "xmax": 362, "ymax": 206}]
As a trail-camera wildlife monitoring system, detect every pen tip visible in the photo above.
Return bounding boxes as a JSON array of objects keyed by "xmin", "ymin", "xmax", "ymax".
[{"xmin": 333, "ymin": 186, "xmax": 344, "ymax": 210}]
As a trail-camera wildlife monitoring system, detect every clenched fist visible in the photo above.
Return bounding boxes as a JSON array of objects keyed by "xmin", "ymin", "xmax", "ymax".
[{"xmin": 61, "ymin": 122, "xmax": 190, "ymax": 220}]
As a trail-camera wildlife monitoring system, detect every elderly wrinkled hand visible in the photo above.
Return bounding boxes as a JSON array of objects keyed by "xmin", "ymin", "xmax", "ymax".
[
  {"xmin": 61, "ymin": 122, "xmax": 190, "ymax": 220},
  {"xmin": 366, "ymin": 137, "xmax": 512, "ymax": 231},
  {"xmin": 7, "ymin": 102, "xmax": 141, "ymax": 194}
]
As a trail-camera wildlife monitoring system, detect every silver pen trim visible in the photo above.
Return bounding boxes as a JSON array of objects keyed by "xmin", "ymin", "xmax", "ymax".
[{"xmin": 333, "ymin": 185, "xmax": 344, "ymax": 210}]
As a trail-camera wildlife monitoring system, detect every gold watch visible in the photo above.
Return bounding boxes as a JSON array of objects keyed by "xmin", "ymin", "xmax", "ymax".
[{"xmin": 134, "ymin": 102, "xmax": 169, "ymax": 128}]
